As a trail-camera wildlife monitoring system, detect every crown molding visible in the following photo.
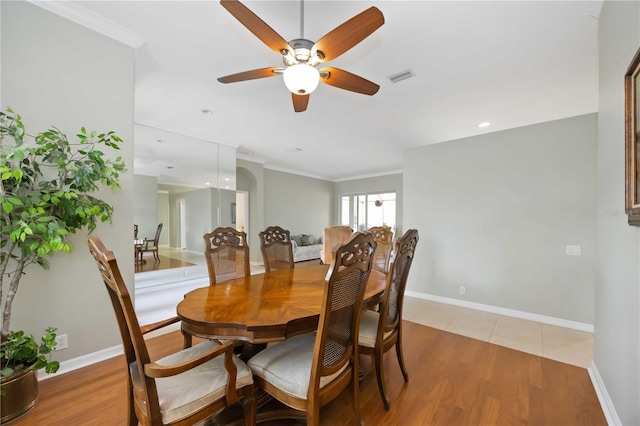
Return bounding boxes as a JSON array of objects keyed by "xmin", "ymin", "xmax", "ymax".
[
  {"xmin": 28, "ymin": 0, "xmax": 146, "ymax": 50},
  {"xmin": 237, "ymin": 153, "xmax": 267, "ymax": 165},
  {"xmin": 261, "ymin": 164, "xmax": 403, "ymax": 183},
  {"xmin": 263, "ymin": 164, "xmax": 331, "ymax": 182},
  {"xmin": 334, "ymin": 169, "xmax": 403, "ymax": 183}
]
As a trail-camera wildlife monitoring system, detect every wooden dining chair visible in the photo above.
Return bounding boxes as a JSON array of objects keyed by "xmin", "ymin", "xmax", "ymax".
[
  {"xmin": 247, "ymin": 232, "xmax": 376, "ymax": 426},
  {"xmin": 357, "ymin": 229, "xmax": 419, "ymax": 410},
  {"xmin": 139, "ymin": 223, "xmax": 163, "ymax": 262},
  {"xmin": 366, "ymin": 226, "xmax": 394, "ymax": 274},
  {"xmin": 259, "ymin": 225, "xmax": 294, "ymax": 272},
  {"xmin": 182, "ymin": 227, "xmax": 252, "ymax": 350},
  {"xmin": 320, "ymin": 225, "xmax": 353, "ymax": 264},
  {"xmin": 203, "ymin": 227, "xmax": 250, "ymax": 285},
  {"xmin": 87, "ymin": 236, "xmax": 255, "ymax": 426}
]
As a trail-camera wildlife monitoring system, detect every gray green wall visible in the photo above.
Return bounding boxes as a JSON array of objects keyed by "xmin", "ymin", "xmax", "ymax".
[
  {"xmin": 404, "ymin": 114, "xmax": 597, "ymax": 324},
  {"xmin": 169, "ymin": 187, "xmax": 216, "ymax": 252},
  {"xmin": 264, "ymin": 168, "xmax": 334, "ymax": 238},
  {"xmin": 133, "ymin": 174, "xmax": 159, "ymax": 240},
  {"xmin": 158, "ymin": 192, "xmax": 170, "ymax": 246},
  {"xmin": 595, "ymin": 1, "xmax": 640, "ymax": 424},
  {"xmin": 1, "ymin": 1, "xmax": 134, "ymax": 361}
]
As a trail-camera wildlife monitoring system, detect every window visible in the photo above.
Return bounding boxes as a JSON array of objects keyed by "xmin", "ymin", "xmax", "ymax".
[{"xmin": 340, "ymin": 192, "xmax": 396, "ymax": 234}]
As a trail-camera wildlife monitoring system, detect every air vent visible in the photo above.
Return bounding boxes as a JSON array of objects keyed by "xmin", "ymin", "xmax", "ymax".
[{"xmin": 389, "ymin": 69, "xmax": 415, "ymax": 83}]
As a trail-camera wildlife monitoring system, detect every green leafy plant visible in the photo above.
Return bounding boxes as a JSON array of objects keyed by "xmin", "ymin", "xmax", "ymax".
[
  {"xmin": 0, "ymin": 108, "xmax": 126, "ymax": 348},
  {"xmin": 0, "ymin": 328, "xmax": 59, "ymax": 378}
]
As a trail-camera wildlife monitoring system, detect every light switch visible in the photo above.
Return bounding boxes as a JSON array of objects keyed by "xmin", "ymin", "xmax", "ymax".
[{"xmin": 566, "ymin": 245, "xmax": 581, "ymax": 256}]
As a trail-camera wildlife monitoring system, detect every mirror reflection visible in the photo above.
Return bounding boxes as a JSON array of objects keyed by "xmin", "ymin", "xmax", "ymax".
[{"xmin": 133, "ymin": 124, "xmax": 243, "ymax": 280}]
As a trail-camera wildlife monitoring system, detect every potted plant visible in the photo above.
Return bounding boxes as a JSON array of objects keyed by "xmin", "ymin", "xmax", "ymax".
[{"xmin": 0, "ymin": 108, "xmax": 125, "ymax": 422}]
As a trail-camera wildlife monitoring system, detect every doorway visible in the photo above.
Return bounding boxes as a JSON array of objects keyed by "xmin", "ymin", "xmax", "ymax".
[{"xmin": 236, "ymin": 191, "xmax": 249, "ymax": 238}]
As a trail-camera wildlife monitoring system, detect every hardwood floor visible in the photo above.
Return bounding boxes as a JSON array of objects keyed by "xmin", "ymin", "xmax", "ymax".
[
  {"xmin": 135, "ymin": 255, "xmax": 196, "ymax": 273},
  {"xmin": 12, "ymin": 321, "xmax": 606, "ymax": 425}
]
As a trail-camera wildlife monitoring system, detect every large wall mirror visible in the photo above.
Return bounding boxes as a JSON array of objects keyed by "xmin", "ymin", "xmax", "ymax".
[{"xmin": 133, "ymin": 124, "xmax": 238, "ymax": 252}]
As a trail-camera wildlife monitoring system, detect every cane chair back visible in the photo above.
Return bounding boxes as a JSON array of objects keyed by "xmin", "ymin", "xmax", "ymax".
[
  {"xmin": 358, "ymin": 228, "xmax": 419, "ymax": 410},
  {"xmin": 87, "ymin": 236, "xmax": 255, "ymax": 426},
  {"xmin": 203, "ymin": 227, "xmax": 250, "ymax": 285},
  {"xmin": 366, "ymin": 226, "xmax": 394, "ymax": 274},
  {"xmin": 247, "ymin": 232, "xmax": 376, "ymax": 426},
  {"xmin": 259, "ymin": 226, "xmax": 294, "ymax": 272}
]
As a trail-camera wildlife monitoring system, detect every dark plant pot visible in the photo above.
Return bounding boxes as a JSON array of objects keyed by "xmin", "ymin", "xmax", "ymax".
[{"xmin": 0, "ymin": 368, "xmax": 39, "ymax": 424}]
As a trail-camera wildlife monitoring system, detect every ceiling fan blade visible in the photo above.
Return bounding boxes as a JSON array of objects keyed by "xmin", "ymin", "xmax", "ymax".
[
  {"xmin": 311, "ymin": 7, "xmax": 384, "ymax": 62},
  {"xmin": 218, "ymin": 67, "xmax": 282, "ymax": 83},
  {"xmin": 292, "ymin": 93, "xmax": 310, "ymax": 113},
  {"xmin": 220, "ymin": 0, "xmax": 292, "ymax": 56},
  {"xmin": 319, "ymin": 67, "xmax": 380, "ymax": 95}
]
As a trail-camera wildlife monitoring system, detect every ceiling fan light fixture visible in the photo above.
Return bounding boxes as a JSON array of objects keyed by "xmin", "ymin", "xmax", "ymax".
[{"xmin": 283, "ymin": 63, "xmax": 320, "ymax": 95}]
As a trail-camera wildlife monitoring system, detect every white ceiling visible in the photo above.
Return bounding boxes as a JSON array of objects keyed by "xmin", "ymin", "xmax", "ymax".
[{"xmin": 64, "ymin": 0, "xmax": 601, "ymax": 184}]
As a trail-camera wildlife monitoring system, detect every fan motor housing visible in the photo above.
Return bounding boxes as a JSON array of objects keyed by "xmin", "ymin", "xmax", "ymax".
[{"xmin": 283, "ymin": 39, "xmax": 323, "ymax": 66}]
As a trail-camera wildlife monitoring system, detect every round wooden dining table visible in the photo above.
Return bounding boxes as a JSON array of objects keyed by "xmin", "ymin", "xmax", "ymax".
[{"xmin": 177, "ymin": 263, "xmax": 387, "ymax": 344}]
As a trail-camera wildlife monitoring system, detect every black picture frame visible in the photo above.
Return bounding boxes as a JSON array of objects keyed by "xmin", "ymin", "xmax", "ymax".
[{"xmin": 231, "ymin": 202, "xmax": 236, "ymax": 224}]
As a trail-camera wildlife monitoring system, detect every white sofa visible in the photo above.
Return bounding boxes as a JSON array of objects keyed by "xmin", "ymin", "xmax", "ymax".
[{"xmin": 291, "ymin": 234, "xmax": 322, "ymax": 262}]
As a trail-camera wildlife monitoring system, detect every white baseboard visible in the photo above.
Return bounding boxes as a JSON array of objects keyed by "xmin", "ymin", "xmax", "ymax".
[
  {"xmin": 37, "ymin": 344, "xmax": 123, "ymax": 381},
  {"xmin": 588, "ymin": 362, "xmax": 622, "ymax": 425},
  {"xmin": 405, "ymin": 290, "xmax": 594, "ymax": 332},
  {"xmin": 36, "ymin": 322, "xmax": 183, "ymax": 382}
]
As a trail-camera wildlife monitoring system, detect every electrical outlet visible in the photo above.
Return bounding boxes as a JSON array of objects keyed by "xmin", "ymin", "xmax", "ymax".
[
  {"xmin": 459, "ymin": 286, "xmax": 466, "ymax": 295},
  {"xmin": 566, "ymin": 245, "xmax": 581, "ymax": 256},
  {"xmin": 55, "ymin": 334, "xmax": 68, "ymax": 351}
]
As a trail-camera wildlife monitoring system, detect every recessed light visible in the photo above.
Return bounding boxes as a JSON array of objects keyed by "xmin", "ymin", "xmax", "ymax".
[
  {"xmin": 478, "ymin": 122, "xmax": 491, "ymax": 128},
  {"xmin": 224, "ymin": 186, "xmax": 229, "ymax": 189},
  {"xmin": 205, "ymin": 182, "xmax": 210, "ymax": 186},
  {"xmin": 156, "ymin": 139, "xmax": 165, "ymax": 143},
  {"xmin": 224, "ymin": 177, "xmax": 230, "ymax": 181}
]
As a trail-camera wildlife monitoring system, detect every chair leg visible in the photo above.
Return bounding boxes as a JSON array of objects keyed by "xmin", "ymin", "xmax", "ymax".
[
  {"xmin": 242, "ymin": 394, "xmax": 256, "ymax": 426},
  {"xmin": 181, "ymin": 329, "xmax": 193, "ymax": 349},
  {"xmin": 395, "ymin": 335, "xmax": 409, "ymax": 382},
  {"xmin": 374, "ymin": 348, "xmax": 390, "ymax": 410},
  {"xmin": 127, "ymin": 382, "xmax": 137, "ymax": 426},
  {"xmin": 350, "ymin": 366, "xmax": 364, "ymax": 426},
  {"xmin": 307, "ymin": 405, "xmax": 320, "ymax": 426}
]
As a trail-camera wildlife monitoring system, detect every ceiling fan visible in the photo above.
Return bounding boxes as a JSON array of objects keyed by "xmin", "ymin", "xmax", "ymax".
[{"xmin": 217, "ymin": 0, "xmax": 384, "ymax": 113}]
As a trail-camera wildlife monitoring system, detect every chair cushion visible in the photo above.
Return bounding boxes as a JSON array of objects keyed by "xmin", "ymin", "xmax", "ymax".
[
  {"xmin": 358, "ymin": 310, "xmax": 393, "ymax": 348},
  {"xmin": 247, "ymin": 333, "xmax": 347, "ymax": 399},
  {"xmin": 149, "ymin": 340, "xmax": 253, "ymax": 424}
]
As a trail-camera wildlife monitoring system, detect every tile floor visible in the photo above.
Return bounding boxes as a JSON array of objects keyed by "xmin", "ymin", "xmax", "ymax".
[{"xmin": 135, "ymin": 248, "xmax": 592, "ymax": 368}]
